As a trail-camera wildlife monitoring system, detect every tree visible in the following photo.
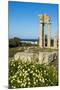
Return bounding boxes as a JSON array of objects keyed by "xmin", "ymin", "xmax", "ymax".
[{"xmin": 9, "ymin": 37, "xmax": 21, "ymax": 48}]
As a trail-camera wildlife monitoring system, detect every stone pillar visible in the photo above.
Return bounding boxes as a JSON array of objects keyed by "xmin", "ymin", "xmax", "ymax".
[
  {"xmin": 47, "ymin": 24, "xmax": 50, "ymax": 48},
  {"xmin": 39, "ymin": 23, "xmax": 44, "ymax": 48},
  {"xmin": 44, "ymin": 31, "xmax": 45, "ymax": 47},
  {"xmin": 54, "ymin": 33, "xmax": 57, "ymax": 49}
]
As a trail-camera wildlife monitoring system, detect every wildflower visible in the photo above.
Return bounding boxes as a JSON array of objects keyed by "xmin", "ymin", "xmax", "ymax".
[
  {"xmin": 28, "ymin": 82, "xmax": 30, "ymax": 85},
  {"xmin": 33, "ymin": 73, "xmax": 35, "ymax": 76},
  {"xmin": 30, "ymin": 70, "xmax": 33, "ymax": 73},
  {"xmin": 22, "ymin": 69, "xmax": 25, "ymax": 72},
  {"xmin": 27, "ymin": 77, "xmax": 30, "ymax": 81},
  {"xmin": 28, "ymin": 68, "xmax": 30, "ymax": 71},
  {"xmin": 21, "ymin": 83, "xmax": 24, "ymax": 87},
  {"xmin": 44, "ymin": 70, "xmax": 46, "ymax": 74},
  {"xmin": 34, "ymin": 81, "xmax": 36, "ymax": 85},
  {"xmin": 12, "ymin": 86, "xmax": 16, "ymax": 89},
  {"xmin": 39, "ymin": 78, "xmax": 41, "ymax": 81},
  {"xmin": 9, "ymin": 59, "xmax": 58, "ymax": 88},
  {"xmin": 13, "ymin": 75, "xmax": 16, "ymax": 78},
  {"xmin": 20, "ymin": 73, "xmax": 21, "ymax": 76},
  {"xmin": 23, "ymin": 83, "xmax": 26, "ymax": 87},
  {"xmin": 24, "ymin": 75, "xmax": 26, "ymax": 78},
  {"xmin": 35, "ymin": 74, "xmax": 38, "ymax": 77},
  {"xmin": 25, "ymin": 71, "xmax": 27, "ymax": 73},
  {"xmin": 23, "ymin": 73, "xmax": 24, "ymax": 76},
  {"xmin": 13, "ymin": 64, "xmax": 15, "ymax": 67},
  {"xmin": 32, "ymin": 65, "xmax": 35, "ymax": 68},
  {"xmin": 35, "ymin": 69, "xmax": 38, "ymax": 72},
  {"xmin": 17, "ymin": 79, "xmax": 20, "ymax": 83},
  {"xmin": 11, "ymin": 80, "xmax": 13, "ymax": 83},
  {"xmin": 41, "ymin": 78, "xmax": 45, "ymax": 83},
  {"xmin": 18, "ymin": 65, "xmax": 20, "ymax": 69},
  {"xmin": 23, "ymin": 79, "xmax": 26, "ymax": 82},
  {"xmin": 36, "ymin": 79, "xmax": 38, "ymax": 82}
]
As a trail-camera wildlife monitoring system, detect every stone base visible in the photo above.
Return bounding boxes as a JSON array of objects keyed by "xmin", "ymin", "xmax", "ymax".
[{"xmin": 14, "ymin": 51, "xmax": 58, "ymax": 65}]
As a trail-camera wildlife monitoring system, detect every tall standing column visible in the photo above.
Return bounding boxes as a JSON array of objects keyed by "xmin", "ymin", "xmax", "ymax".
[
  {"xmin": 39, "ymin": 23, "xmax": 44, "ymax": 48},
  {"xmin": 54, "ymin": 33, "xmax": 57, "ymax": 49},
  {"xmin": 44, "ymin": 31, "xmax": 45, "ymax": 47},
  {"xmin": 47, "ymin": 23, "xmax": 50, "ymax": 48}
]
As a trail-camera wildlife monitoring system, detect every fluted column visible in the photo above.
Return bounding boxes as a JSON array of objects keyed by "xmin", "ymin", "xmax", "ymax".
[
  {"xmin": 44, "ymin": 31, "xmax": 45, "ymax": 47},
  {"xmin": 39, "ymin": 23, "xmax": 44, "ymax": 48},
  {"xmin": 47, "ymin": 24, "xmax": 50, "ymax": 48},
  {"xmin": 54, "ymin": 33, "xmax": 57, "ymax": 49}
]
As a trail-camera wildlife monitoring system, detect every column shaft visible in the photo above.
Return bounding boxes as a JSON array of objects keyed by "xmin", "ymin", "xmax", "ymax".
[
  {"xmin": 44, "ymin": 31, "xmax": 45, "ymax": 47},
  {"xmin": 54, "ymin": 33, "xmax": 57, "ymax": 49},
  {"xmin": 39, "ymin": 23, "xmax": 44, "ymax": 48},
  {"xmin": 47, "ymin": 24, "xmax": 50, "ymax": 48}
]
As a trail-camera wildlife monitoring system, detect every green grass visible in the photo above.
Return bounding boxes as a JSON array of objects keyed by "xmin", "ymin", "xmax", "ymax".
[{"xmin": 9, "ymin": 47, "xmax": 24, "ymax": 57}]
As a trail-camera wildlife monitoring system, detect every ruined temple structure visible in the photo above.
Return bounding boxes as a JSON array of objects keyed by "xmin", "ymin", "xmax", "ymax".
[{"xmin": 38, "ymin": 14, "xmax": 58, "ymax": 49}]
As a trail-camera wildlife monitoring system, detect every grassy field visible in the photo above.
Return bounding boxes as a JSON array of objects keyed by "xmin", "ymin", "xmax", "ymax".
[{"xmin": 9, "ymin": 47, "xmax": 25, "ymax": 57}]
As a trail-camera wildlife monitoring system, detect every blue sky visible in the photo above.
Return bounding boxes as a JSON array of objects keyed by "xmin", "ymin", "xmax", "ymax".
[{"xmin": 8, "ymin": 1, "xmax": 58, "ymax": 39}]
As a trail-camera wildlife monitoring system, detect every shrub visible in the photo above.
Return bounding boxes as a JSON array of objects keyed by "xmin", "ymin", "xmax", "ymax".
[{"xmin": 9, "ymin": 58, "xmax": 58, "ymax": 89}]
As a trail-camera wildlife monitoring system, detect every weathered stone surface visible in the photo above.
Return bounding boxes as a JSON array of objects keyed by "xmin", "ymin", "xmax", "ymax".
[
  {"xmin": 39, "ymin": 14, "xmax": 51, "ymax": 48},
  {"xmin": 14, "ymin": 51, "xmax": 58, "ymax": 64},
  {"xmin": 39, "ymin": 14, "xmax": 58, "ymax": 49},
  {"xmin": 54, "ymin": 33, "xmax": 58, "ymax": 49}
]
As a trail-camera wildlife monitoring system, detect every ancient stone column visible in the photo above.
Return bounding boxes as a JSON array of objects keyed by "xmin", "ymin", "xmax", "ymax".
[
  {"xmin": 47, "ymin": 23, "xmax": 50, "ymax": 48},
  {"xmin": 39, "ymin": 15, "xmax": 44, "ymax": 48},
  {"xmin": 44, "ymin": 31, "xmax": 45, "ymax": 47},
  {"xmin": 54, "ymin": 33, "xmax": 57, "ymax": 49},
  {"xmin": 39, "ymin": 23, "xmax": 44, "ymax": 48}
]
